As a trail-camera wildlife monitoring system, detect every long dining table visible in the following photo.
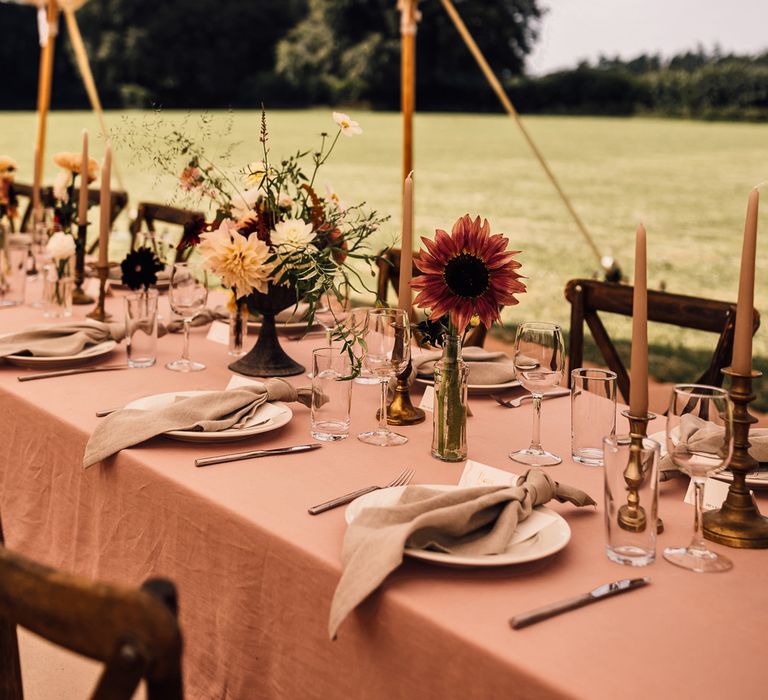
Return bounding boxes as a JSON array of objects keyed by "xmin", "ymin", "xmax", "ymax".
[{"xmin": 0, "ymin": 286, "xmax": 766, "ymax": 700}]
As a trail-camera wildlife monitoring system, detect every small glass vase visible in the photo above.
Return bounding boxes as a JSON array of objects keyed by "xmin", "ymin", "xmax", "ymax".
[
  {"xmin": 43, "ymin": 260, "xmax": 74, "ymax": 318},
  {"xmin": 431, "ymin": 332, "xmax": 469, "ymax": 462},
  {"xmin": 229, "ymin": 301, "xmax": 248, "ymax": 357}
]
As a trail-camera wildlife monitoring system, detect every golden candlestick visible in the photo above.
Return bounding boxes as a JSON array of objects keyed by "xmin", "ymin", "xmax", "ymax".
[
  {"xmin": 86, "ymin": 263, "xmax": 112, "ymax": 322},
  {"xmin": 618, "ymin": 410, "xmax": 662, "ymax": 533},
  {"xmin": 703, "ymin": 367, "xmax": 768, "ymax": 548},
  {"xmin": 72, "ymin": 223, "xmax": 93, "ymax": 305},
  {"xmin": 386, "ymin": 358, "xmax": 425, "ymax": 425}
]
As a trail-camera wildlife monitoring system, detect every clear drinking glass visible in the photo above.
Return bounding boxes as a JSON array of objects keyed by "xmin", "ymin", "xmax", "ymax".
[
  {"xmin": 571, "ymin": 368, "xmax": 617, "ymax": 466},
  {"xmin": 311, "ymin": 348, "xmax": 353, "ymax": 441},
  {"xmin": 125, "ymin": 290, "xmax": 159, "ymax": 368},
  {"xmin": 0, "ymin": 233, "xmax": 31, "ymax": 307},
  {"xmin": 358, "ymin": 308, "xmax": 411, "ymax": 447},
  {"xmin": 509, "ymin": 322, "xmax": 565, "ymax": 466},
  {"xmin": 344, "ymin": 306, "xmax": 379, "ymax": 384},
  {"xmin": 663, "ymin": 384, "xmax": 735, "ymax": 573},
  {"xmin": 167, "ymin": 262, "xmax": 208, "ymax": 372},
  {"xmin": 604, "ymin": 435, "xmax": 660, "ymax": 566}
]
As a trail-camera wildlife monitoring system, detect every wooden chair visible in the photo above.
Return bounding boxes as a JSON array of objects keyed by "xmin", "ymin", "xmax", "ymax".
[
  {"xmin": 0, "ymin": 518, "xmax": 183, "ymax": 700},
  {"xmin": 129, "ymin": 202, "xmax": 206, "ymax": 262},
  {"xmin": 377, "ymin": 247, "xmax": 488, "ymax": 347},
  {"xmin": 14, "ymin": 183, "xmax": 128, "ymax": 236},
  {"xmin": 564, "ymin": 278, "xmax": 761, "ymax": 403}
]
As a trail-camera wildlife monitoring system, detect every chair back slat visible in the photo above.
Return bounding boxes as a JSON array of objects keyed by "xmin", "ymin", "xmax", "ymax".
[
  {"xmin": 564, "ymin": 278, "xmax": 760, "ymax": 403},
  {"xmin": 0, "ymin": 519, "xmax": 183, "ymax": 699},
  {"xmin": 130, "ymin": 202, "xmax": 206, "ymax": 262}
]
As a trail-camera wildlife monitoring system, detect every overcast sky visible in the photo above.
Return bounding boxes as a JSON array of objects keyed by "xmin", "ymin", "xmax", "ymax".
[{"xmin": 528, "ymin": 0, "xmax": 768, "ymax": 74}]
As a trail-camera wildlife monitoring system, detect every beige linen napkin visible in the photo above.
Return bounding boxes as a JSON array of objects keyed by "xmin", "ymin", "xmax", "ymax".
[
  {"xmin": 659, "ymin": 414, "xmax": 768, "ymax": 476},
  {"xmin": 166, "ymin": 306, "xmax": 229, "ymax": 332},
  {"xmin": 328, "ymin": 469, "xmax": 596, "ymax": 638},
  {"xmin": 83, "ymin": 378, "xmax": 313, "ymax": 468},
  {"xmin": 0, "ymin": 320, "xmax": 126, "ymax": 358},
  {"xmin": 413, "ymin": 346, "xmax": 516, "ymax": 385}
]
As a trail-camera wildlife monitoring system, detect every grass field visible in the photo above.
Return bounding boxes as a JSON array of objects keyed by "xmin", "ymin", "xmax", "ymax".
[{"xmin": 2, "ymin": 109, "xmax": 768, "ymax": 399}]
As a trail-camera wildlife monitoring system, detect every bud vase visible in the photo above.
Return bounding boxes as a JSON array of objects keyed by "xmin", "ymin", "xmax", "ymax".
[
  {"xmin": 229, "ymin": 301, "xmax": 248, "ymax": 357},
  {"xmin": 43, "ymin": 259, "xmax": 74, "ymax": 318},
  {"xmin": 432, "ymin": 332, "xmax": 469, "ymax": 461}
]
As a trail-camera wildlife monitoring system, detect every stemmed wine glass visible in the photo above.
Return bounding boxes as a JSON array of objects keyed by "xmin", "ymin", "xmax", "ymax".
[
  {"xmin": 509, "ymin": 321, "xmax": 565, "ymax": 466},
  {"xmin": 358, "ymin": 308, "xmax": 411, "ymax": 446},
  {"xmin": 664, "ymin": 384, "xmax": 734, "ymax": 573},
  {"xmin": 167, "ymin": 262, "xmax": 208, "ymax": 372},
  {"xmin": 315, "ymin": 288, "xmax": 351, "ymax": 346}
]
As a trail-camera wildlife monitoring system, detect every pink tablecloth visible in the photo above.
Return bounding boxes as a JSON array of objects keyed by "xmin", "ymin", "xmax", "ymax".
[{"xmin": 1, "ymin": 288, "xmax": 766, "ymax": 699}]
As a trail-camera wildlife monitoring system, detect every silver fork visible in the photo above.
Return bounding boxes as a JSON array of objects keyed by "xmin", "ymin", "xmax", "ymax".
[
  {"xmin": 308, "ymin": 467, "xmax": 415, "ymax": 515},
  {"xmin": 491, "ymin": 388, "xmax": 570, "ymax": 408}
]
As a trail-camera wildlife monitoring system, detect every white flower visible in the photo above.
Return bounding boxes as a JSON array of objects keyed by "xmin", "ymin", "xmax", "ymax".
[
  {"xmin": 46, "ymin": 231, "xmax": 76, "ymax": 261},
  {"xmin": 277, "ymin": 192, "xmax": 294, "ymax": 209},
  {"xmin": 53, "ymin": 170, "xmax": 72, "ymax": 203},
  {"xmin": 325, "ymin": 183, "xmax": 345, "ymax": 212},
  {"xmin": 270, "ymin": 218, "xmax": 315, "ymax": 251},
  {"xmin": 242, "ymin": 161, "xmax": 268, "ymax": 187},
  {"xmin": 332, "ymin": 111, "xmax": 362, "ymax": 137},
  {"xmin": 231, "ymin": 187, "xmax": 263, "ymax": 218},
  {"xmin": 198, "ymin": 219, "xmax": 275, "ymax": 296}
]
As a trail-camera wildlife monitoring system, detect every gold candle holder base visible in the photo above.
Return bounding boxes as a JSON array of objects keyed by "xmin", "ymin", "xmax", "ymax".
[
  {"xmin": 86, "ymin": 263, "xmax": 113, "ymax": 322},
  {"xmin": 383, "ymin": 359, "xmax": 425, "ymax": 426},
  {"xmin": 73, "ymin": 223, "xmax": 93, "ymax": 305},
  {"xmin": 618, "ymin": 410, "xmax": 661, "ymax": 533},
  {"xmin": 703, "ymin": 368, "xmax": 768, "ymax": 549}
]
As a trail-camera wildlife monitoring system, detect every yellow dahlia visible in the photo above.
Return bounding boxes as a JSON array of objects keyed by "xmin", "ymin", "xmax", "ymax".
[{"xmin": 411, "ymin": 214, "xmax": 526, "ymax": 331}]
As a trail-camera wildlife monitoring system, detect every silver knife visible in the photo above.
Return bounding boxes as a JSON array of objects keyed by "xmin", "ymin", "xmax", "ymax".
[
  {"xmin": 195, "ymin": 443, "xmax": 322, "ymax": 468},
  {"xmin": 18, "ymin": 364, "xmax": 130, "ymax": 382},
  {"xmin": 509, "ymin": 577, "xmax": 650, "ymax": 629}
]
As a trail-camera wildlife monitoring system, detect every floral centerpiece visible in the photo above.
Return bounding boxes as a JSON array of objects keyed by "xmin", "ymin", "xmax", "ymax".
[
  {"xmin": 412, "ymin": 214, "xmax": 526, "ymax": 461},
  {"xmin": 141, "ymin": 110, "xmax": 386, "ymax": 376},
  {"xmin": 44, "ymin": 230, "xmax": 77, "ymax": 317},
  {"xmin": 0, "ymin": 156, "xmax": 18, "ymax": 229},
  {"xmin": 51, "ymin": 152, "xmax": 99, "ymax": 235}
]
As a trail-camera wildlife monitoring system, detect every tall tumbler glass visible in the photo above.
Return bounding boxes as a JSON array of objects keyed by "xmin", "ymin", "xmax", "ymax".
[
  {"xmin": 311, "ymin": 348, "xmax": 353, "ymax": 441},
  {"xmin": 0, "ymin": 233, "xmax": 31, "ymax": 307},
  {"xmin": 604, "ymin": 435, "xmax": 660, "ymax": 566},
  {"xmin": 125, "ymin": 289, "xmax": 159, "ymax": 368},
  {"xmin": 571, "ymin": 368, "xmax": 617, "ymax": 466}
]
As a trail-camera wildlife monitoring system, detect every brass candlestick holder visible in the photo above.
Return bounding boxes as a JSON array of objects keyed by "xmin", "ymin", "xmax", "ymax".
[
  {"xmin": 73, "ymin": 223, "xmax": 94, "ymax": 305},
  {"xmin": 386, "ymin": 358, "xmax": 426, "ymax": 425},
  {"xmin": 618, "ymin": 410, "xmax": 658, "ymax": 533},
  {"xmin": 703, "ymin": 367, "xmax": 768, "ymax": 548},
  {"xmin": 86, "ymin": 263, "xmax": 114, "ymax": 322}
]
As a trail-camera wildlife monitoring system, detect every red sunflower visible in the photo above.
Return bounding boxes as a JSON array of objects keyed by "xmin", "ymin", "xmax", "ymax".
[{"xmin": 411, "ymin": 214, "xmax": 526, "ymax": 331}]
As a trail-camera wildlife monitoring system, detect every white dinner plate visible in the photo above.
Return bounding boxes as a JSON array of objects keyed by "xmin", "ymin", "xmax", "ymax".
[
  {"xmin": 123, "ymin": 390, "xmax": 293, "ymax": 443},
  {"xmin": 414, "ymin": 376, "xmax": 520, "ymax": 396},
  {"xmin": 345, "ymin": 484, "xmax": 571, "ymax": 568},
  {"xmin": 649, "ymin": 430, "xmax": 768, "ymax": 490},
  {"xmin": 247, "ymin": 317, "xmax": 321, "ymax": 334},
  {"xmin": 4, "ymin": 340, "xmax": 118, "ymax": 369}
]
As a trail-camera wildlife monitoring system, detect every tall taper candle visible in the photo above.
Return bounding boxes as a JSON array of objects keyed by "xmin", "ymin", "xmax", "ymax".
[
  {"xmin": 732, "ymin": 188, "xmax": 760, "ymax": 375},
  {"xmin": 629, "ymin": 223, "xmax": 649, "ymax": 417},
  {"xmin": 78, "ymin": 129, "xmax": 89, "ymax": 226},
  {"xmin": 398, "ymin": 171, "xmax": 414, "ymax": 317},
  {"xmin": 32, "ymin": 145, "xmax": 41, "ymax": 227},
  {"xmin": 98, "ymin": 143, "xmax": 111, "ymax": 267}
]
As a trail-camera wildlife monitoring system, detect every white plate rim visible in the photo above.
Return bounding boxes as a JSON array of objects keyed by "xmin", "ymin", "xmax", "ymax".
[
  {"xmin": 345, "ymin": 484, "xmax": 571, "ymax": 567},
  {"xmin": 4, "ymin": 340, "xmax": 118, "ymax": 367},
  {"xmin": 123, "ymin": 390, "xmax": 293, "ymax": 442}
]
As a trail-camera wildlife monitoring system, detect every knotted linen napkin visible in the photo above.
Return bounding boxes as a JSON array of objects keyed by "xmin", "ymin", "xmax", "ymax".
[
  {"xmin": 83, "ymin": 378, "xmax": 313, "ymax": 468},
  {"xmin": 328, "ymin": 469, "xmax": 596, "ymax": 638},
  {"xmin": 165, "ymin": 302, "xmax": 311, "ymax": 332},
  {"xmin": 659, "ymin": 414, "xmax": 768, "ymax": 478},
  {"xmin": 413, "ymin": 346, "xmax": 517, "ymax": 385},
  {"xmin": 0, "ymin": 320, "xmax": 126, "ymax": 358}
]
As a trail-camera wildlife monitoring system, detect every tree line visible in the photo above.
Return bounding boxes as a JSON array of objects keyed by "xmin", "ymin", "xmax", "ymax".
[{"xmin": 1, "ymin": 1, "xmax": 766, "ymax": 120}]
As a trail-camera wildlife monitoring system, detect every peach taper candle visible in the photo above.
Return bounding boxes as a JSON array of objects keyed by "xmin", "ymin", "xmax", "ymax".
[
  {"xmin": 398, "ymin": 171, "xmax": 414, "ymax": 318},
  {"xmin": 731, "ymin": 188, "xmax": 759, "ymax": 375},
  {"xmin": 97, "ymin": 143, "xmax": 111, "ymax": 267},
  {"xmin": 629, "ymin": 223, "xmax": 648, "ymax": 417}
]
